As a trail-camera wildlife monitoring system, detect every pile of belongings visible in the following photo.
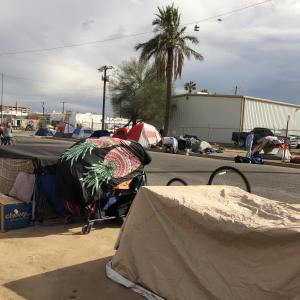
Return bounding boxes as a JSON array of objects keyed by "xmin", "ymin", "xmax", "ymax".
[
  {"xmin": 235, "ymin": 153, "xmax": 264, "ymax": 164},
  {"xmin": 176, "ymin": 135, "xmax": 223, "ymax": 154},
  {"xmin": 290, "ymin": 156, "xmax": 300, "ymax": 164},
  {"xmin": 253, "ymin": 136, "xmax": 283, "ymax": 153},
  {"xmin": 162, "ymin": 137, "xmax": 178, "ymax": 153},
  {"xmin": 56, "ymin": 137, "xmax": 151, "ymax": 216},
  {"xmin": 253, "ymin": 136, "xmax": 292, "ymax": 160}
]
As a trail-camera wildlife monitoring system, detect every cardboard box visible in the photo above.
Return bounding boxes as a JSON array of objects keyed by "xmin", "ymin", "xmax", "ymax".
[{"xmin": 0, "ymin": 193, "xmax": 32, "ymax": 232}]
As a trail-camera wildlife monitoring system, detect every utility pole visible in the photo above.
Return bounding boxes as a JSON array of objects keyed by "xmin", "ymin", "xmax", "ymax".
[
  {"xmin": 283, "ymin": 115, "xmax": 290, "ymax": 161},
  {"xmin": 60, "ymin": 101, "xmax": 67, "ymax": 124},
  {"xmin": 1, "ymin": 73, "xmax": 3, "ymax": 124},
  {"xmin": 41, "ymin": 101, "xmax": 46, "ymax": 116},
  {"xmin": 15, "ymin": 101, "xmax": 18, "ymax": 128},
  {"xmin": 234, "ymin": 85, "xmax": 241, "ymax": 96},
  {"xmin": 98, "ymin": 65, "xmax": 113, "ymax": 130},
  {"xmin": 61, "ymin": 101, "xmax": 67, "ymax": 114}
]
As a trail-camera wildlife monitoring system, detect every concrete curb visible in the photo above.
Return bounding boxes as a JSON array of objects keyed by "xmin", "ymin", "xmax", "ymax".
[{"xmin": 148, "ymin": 148, "xmax": 300, "ymax": 169}]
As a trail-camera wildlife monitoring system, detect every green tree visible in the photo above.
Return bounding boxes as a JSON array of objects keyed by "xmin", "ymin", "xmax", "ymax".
[
  {"xmin": 135, "ymin": 3, "xmax": 203, "ymax": 136},
  {"xmin": 184, "ymin": 81, "xmax": 197, "ymax": 99},
  {"xmin": 110, "ymin": 59, "xmax": 166, "ymax": 125},
  {"xmin": 201, "ymin": 88, "xmax": 209, "ymax": 93}
]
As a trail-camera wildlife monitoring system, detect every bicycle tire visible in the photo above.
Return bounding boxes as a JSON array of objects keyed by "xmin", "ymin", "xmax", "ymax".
[
  {"xmin": 166, "ymin": 178, "xmax": 188, "ymax": 186},
  {"xmin": 208, "ymin": 166, "xmax": 251, "ymax": 193}
]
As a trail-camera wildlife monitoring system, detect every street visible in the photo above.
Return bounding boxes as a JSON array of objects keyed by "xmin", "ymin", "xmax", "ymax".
[
  {"xmin": 146, "ymin": 152, "xmax": 300, "ymax": 204},
  {"xmin": 10, "ymin": 134, "xmax": 300, "ymax": 204}
]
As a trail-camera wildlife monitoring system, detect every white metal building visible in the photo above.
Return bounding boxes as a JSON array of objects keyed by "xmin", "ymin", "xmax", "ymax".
[{"xmin": 170, "ymin": 94, "xmax": 300, "ymax": 143}]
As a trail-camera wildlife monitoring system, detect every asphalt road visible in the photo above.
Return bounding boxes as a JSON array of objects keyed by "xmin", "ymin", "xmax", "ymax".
[
  {"xmin": 12, "ymin": 133, "xmax": 300, "ymax": 204},
  {"xmin": 145, "ymin": 151, "xmax": 300, "ymax": 204}
]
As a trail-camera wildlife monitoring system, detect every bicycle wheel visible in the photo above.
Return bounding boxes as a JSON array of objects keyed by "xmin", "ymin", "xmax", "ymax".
[
  {"xmin": 166, "ymin": 178, "xmax": 188, "ymax": 186},
  {"xmin": 208, "ymin": 166, "xmax": 251, "ymax": 193}
]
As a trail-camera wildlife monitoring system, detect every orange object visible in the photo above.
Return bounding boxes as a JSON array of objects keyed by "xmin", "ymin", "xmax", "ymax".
[{"xmin": 115, "ymin": 179, "xmax": 132, "ymax": 190}]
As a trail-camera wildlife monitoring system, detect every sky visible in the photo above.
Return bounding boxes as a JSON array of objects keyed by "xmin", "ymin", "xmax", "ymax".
[{"xmin": 0, "ymin": 0, "xmax": 299, "ymax": 114}]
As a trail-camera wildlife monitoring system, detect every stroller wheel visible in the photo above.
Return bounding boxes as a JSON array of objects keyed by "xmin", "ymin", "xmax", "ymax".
[{"xmin": 82, "ymin": 223, "xmax": 93, "ymax": 234}]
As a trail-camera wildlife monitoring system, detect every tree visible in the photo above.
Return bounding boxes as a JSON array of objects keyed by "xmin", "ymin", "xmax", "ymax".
[
  {"xmin": 184, "ymin": 81, "xmax": 197, "ymax": 99},
  {"xmin": 201, "ymin": 88, "xmax": 209, "ymax": 93},
  {"xmin": 110, "ymin": 59, "xmax": 166, "ymax": 125},
  {"xmin": 135, "ymin": 3, "xmax": 203, "ymax": 136}
]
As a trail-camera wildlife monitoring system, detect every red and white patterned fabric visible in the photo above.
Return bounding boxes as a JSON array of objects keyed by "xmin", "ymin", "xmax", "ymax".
[{"xmin": 104, "ymin": 147, "xmax": 141, "ymax": 178}]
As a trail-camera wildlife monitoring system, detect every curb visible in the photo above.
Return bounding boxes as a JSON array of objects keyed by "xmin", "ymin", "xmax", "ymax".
[{"xmin": 148, "ymin": 149, "xmax": 300, "ymax": 169}]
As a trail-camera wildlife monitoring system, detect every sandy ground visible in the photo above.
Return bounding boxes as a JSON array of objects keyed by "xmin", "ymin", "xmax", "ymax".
[{"xmin": 0, "ymin": 222, "xmax": 142, "ymax": 300}]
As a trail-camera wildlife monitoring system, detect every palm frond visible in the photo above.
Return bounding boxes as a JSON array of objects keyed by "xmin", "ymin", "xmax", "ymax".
[
  {"xmin": 182, "ymin": 35, "xmax": 199, "ymax": 44},
  {"xmin": 60, "ymin": 140, "xmax": 97, "ymax": 166},
  {"xmin": 184, "ymin": 47, "xmax": 204, "ymax": 61},
  {"xmin": 80, "ymin": 160, "xmax": 115, "ymax": 195}
]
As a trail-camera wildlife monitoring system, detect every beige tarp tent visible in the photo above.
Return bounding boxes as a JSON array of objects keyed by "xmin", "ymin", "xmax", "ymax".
[{"xmin": 107, "ymin": 186, "xmax": 300, "ymax": 300}]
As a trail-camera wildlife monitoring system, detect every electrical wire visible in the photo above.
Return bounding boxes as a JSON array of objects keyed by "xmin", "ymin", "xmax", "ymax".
[
  {"xmin": 185, "ymin": 0, "xmax": 272, "ymax": 26},
  {"xmin": 0, "ymin": 0, "xmax": 273, "ymax": 57}
]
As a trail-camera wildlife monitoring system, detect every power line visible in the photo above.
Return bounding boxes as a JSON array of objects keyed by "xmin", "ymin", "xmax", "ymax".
[
  {"xmin": 4, "ymin": 73, "xmax": 48, "ymax": 84},
  {"xmin": 0, "ymin": 0, "xmax": 273, "ymax": 57},
  {"xmin": 0, "ymin": 32, "xmax": 152, "ymax": 57},
  {"xmin": 185, "ymin": 0, "xmax": 272, "ymax": 26}
]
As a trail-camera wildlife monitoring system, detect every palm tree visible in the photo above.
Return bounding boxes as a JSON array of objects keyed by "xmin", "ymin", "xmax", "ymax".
[
  {"xmin": 135, "ymin": 4, "xmax": 203, "ymax": 136},
  {"xmin": 184, "ymin": 80, "xmax": 197, "ymax": 99}
]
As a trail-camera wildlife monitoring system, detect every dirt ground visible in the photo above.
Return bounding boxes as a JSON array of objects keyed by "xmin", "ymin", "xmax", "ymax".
[{"xmin": 0, "ymin": 222, "xmax": 142, "ymax": 300}]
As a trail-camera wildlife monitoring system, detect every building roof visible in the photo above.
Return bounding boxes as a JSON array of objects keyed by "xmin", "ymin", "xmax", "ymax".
[{"xmin": 173, "ymin": 93, "xmax": 300, "ymax": 108}]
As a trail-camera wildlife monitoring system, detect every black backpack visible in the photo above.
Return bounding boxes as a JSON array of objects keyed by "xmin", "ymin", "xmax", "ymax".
[{"xmin": 234, "ymin": 155, "xmax": 251, "ymax": 163}]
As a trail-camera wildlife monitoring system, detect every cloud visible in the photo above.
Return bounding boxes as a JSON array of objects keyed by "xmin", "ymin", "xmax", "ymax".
[
  {"xmin": 81, "ymin": 20, "xmax": 95, "ymax": 31},
  {"xmin": 0, "ymin": 0, "xmax": 299, "ymax": 114}
]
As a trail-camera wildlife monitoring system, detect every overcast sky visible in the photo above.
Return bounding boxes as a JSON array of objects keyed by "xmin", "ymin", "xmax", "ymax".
[{"xmin": 0, "ymin": 0, "xmax": 299, "ymax": 114}]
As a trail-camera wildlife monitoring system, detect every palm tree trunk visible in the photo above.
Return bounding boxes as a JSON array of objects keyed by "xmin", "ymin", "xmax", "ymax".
[{"xmin": 163, "ymin": 48, "xmax": 173, "ymax": 137}]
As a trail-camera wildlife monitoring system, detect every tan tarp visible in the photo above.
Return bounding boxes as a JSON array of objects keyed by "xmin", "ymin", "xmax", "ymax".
[{"xmin": 110, "ymin": 186, "xmax": 300, "ymax": 300}]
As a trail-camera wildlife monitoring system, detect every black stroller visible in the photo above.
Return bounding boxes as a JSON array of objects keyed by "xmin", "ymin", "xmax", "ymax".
[{"xmin": 56, "ymin": 137, "xmax": 151, "ymax": 234}]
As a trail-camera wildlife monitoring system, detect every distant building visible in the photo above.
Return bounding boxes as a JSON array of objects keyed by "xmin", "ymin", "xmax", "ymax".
[
  {"xmin": 0, "ymin": 104, "xmax": 31, "ymax": 127},
  {"xmin": 49, "ymin": 111, "xmax": 129, "ymax": 131},
  {"xmin": 170, "ymin": 94, "xmax": 300, "ymax": 143}
]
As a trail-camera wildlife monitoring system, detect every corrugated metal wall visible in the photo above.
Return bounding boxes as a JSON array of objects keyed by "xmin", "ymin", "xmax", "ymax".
[
  {"xmin": 243, "ymin": 98, "xmax": 300, "ymax": 135},
  {"xmin": 170, "ymin": 95, "xmax": 242, "ymax": 143}
]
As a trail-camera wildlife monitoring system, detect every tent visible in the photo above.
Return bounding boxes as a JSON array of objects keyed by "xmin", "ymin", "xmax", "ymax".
[
  {"xmin": 124, "ymin": 123, "xmax": 161, "ymax": 148},
  {"xmin": 35, "ymin": 127, "xmax": 53, "ymax": 137},
  {"xmin": 90, "ymin": 130, "xmax": 110, "ymax": 138},
  {"xmin": 107, "ymin": 185, "xmax": 300, "ymax": 300},
  {"xmin": 0, "ymin": 139, "xmax": 75, "ymax": 222}
]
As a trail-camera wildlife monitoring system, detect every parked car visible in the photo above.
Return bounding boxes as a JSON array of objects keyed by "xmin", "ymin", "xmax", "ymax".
[
  {"xmin": 232, "ymin": 127, "xmax": 299, "ymax": 148},
  {"xmin": 72, "ymin": 128, "xmax": 93, "ymax": 139},
  {"xmin": 286, "ymin": 135, "xmax": 299, "ymax": 149},
  {"xmin": 35, "ymin": 127, "xmax": 54, "ymax": 136},
  {"xmin": 232, "ymin": 128, "xmax": 274, "ymax": 147}
]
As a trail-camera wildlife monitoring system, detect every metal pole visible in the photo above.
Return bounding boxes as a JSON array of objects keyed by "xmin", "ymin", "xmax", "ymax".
[
  {"xmin": 41, "ymin": 101, "xmax": 46, "ymax": 116},
  {"xmin": 283, "ymin": 115, "xmax": 290, "ymax": 161},
  {"xmin": 102, "ymin": 66, "xmax": 107, "ymax": 130},
  {"xmin": 1, "ymin": 73, "xmax": 3, "ymax": 124}
]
